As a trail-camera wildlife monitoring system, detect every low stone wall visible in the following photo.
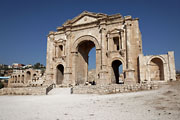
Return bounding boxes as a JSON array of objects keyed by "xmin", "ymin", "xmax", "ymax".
[
  {"xmin": 72, "ymin": 83, "xmax": 158, "ymax": 94},
  {"xmin": 0, "ymin": 87, "xmax": 46, "ymax": 95},
  {"xmin": 176, "ymin": 74, "xmax": 180, "ymax": 80}
]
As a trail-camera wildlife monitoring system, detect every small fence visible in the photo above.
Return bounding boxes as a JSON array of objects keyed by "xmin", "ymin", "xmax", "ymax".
[{"xmin": 46, "ymin": 84, "xmax": 55, "ymax": 95}]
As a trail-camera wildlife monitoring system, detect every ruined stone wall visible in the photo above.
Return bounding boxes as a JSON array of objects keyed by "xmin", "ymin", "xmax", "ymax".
[
  {"xmin": 72, "ymin": 83, "xmax": 158, "ymax": 94},
  {"xmin": 0, "ymin": 87, "xmax": 46, "ymax": 95},
  {"xmin": 139, "ymin": 51, "xmax": 176, "ymax": 82},
  {"xmin": 8, "ymin": 68, "xmax": 45, "ymax": 88}
]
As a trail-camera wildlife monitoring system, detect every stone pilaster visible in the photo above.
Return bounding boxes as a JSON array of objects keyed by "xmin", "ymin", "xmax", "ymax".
[{"xmin": 124, "ymin": 19, "xmax": 135, "ymax": 84}]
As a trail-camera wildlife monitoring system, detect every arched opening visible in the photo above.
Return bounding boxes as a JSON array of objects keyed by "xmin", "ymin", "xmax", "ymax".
[
  {"xmin": 112, "ymin": 60, "xmax": 123, "ymax": 84},
  {"xmin": 76, "ymin": 40, "xmax": 96, "ymax": 85},
  {"xmin": 32, "ymin": 74, "xmax": 36, "ymax": 82},
  {"xmin": 58, "ymin": 45, "xmax": 63, "ymax": 57},
  {"xmin": 149, "ymin": 58, "xmax": 164, "ymax": 81},
  {"xmin": 26, "ymin": 71, "xmax": 31, "ymax": 81},
  {"xmin": 22, "ymin": 75, "xmax": 24, "ymax": 83},
  {"xmin": 56, "ymin": 64, "xmax": 64, "ymax": 85},
  {"xmin": 88, "ymin": 47, "xmax": 96, "ymax": 84},
  {"xmin": 18, "ymin": 75, "xmax": 20, "ymax": 83}
]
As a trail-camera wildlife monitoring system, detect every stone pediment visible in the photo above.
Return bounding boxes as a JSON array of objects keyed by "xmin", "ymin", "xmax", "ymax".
[
  {"xmin": 63, "ymin": 11, "xmax": 107, "ymax": 26},
  {"xmin": 72, "ymin": 16, "xmax": 97, "ymax": 26},
  {"xmin": 108, "ymin": 28, "xmax": 124, "ymax": 34}
]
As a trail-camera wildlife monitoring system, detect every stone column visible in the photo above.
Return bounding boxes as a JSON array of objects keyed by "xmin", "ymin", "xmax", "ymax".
[
  {"xmin": 95, "ymin": 49, "xmax": 101, "ymax": 84},
  {"xmin": 124, "ymin": 23, "xmax": 135, "ymax": 84},
  {"xmin": 71, "ymin": 51, "xmax": 78, "ymax": 86},
  {"xmin": 101, "ymin": 28, "xmax": 107, "ymax": 68},
  {"xmin": 63, "ymin": 43, "xmax": 65, "ymax": 56},
  {"xmin": 65, "ymin": 31, "xmax": 71, "ymax": 68},
  {"xmin": 107, "ymin": 34, "xmax": 110, "ymax": 51},
  {"xmin": 45, "ymin": 34, "xmax": 55, "ymax": 86},
  {"xmin": 163, "ymin": 62, "xmax": 168, "ymax": 81},
  {"xmin": 167, "ymin": 51, "xmax": 176, "ymax": 81},
  {"xmin": 55, "ymin": 44, "xmax": 58, "ymax": 58},
  {"xmin": 120, "ymin": 31, "xmax": 124, "ymax": 49},
  {"xmin": 109, "ymin": 37, "xmax": 113, "ymax": 52},
  {"xmin": 119, "ymin": 33, "xmax": 121, "ymax": 50},
  {"xmin": 64, "ymin": 31, "xmax": 72, "ymax": 86}
]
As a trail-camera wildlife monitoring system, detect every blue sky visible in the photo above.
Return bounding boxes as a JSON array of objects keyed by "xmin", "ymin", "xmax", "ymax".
[{"xmin": 0, "ymin": 0, "xmax": 180, "ymax": 70}]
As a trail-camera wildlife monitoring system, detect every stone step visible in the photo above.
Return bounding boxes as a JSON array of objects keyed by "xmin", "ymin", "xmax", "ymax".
[{"xmin": 48, "ymin": 88, "xmax": 71, "ymax": 95}]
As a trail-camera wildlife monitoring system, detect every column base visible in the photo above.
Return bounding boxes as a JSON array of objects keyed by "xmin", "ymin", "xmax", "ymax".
[
  {"xmin": 96, "ymin": 70, "xmax": 109, "ymax": 85},
  {"xmin": 124, "ymin": 69, "xmax": 136, "ymax": 85}
]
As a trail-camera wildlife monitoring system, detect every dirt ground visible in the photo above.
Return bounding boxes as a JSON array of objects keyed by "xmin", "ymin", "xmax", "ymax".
[{"xmin": 0, "ymin": 81, "xmax": 180, "ymax": 120}]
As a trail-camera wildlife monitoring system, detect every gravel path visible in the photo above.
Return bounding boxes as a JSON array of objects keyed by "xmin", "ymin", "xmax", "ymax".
[{"xmin": 0, "ymin": 81, "xmax": 180, "ymax": 120}]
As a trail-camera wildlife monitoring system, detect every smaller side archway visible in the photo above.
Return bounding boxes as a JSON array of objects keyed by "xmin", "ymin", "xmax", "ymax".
[
  {"xmin": 18, "ymin": 75, "xmax": 20, "ymax": 83},
  {"xmin": 26, "ymin": 71, "xmax": 31, "ymax": 81},
  {"xmin": 56, "ymin": 64, "xmax": 64, "ymax": 85},
  {"xmin": 148, "ymin": 57, "xmax": 164, "ymax": 81},
  {"xmin": 111, "ymin": 60, "xmax": 124, "ymax": 84},
  {"xmin": 32, "ymin": 74, "xmax": 37, "ymax": 82},
  {"xmin": 22, "ymin": 75, "xmax": 24, "ymax": 83}
]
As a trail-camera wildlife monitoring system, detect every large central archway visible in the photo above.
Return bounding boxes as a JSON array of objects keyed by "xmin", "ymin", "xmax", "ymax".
[
  {"xmin": 72, "ymin": 35, "xmax": 100, "ymax": 85},
  {"xmin": 76, "ymin": 40, "xmax": 96, "ymax": 85}
]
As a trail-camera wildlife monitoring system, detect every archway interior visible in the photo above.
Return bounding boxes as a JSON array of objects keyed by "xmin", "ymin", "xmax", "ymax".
[
  {"xmin": 22, "ymin": 75, "xmax": 24, "ymax": 83},
  {"xmin": 33, "ymin": 74, "xmax": 36, "ymax": 81},
  {"xmin": 88, "ymin": 47, "xmax": 96, "ymax": 70},
  {"xmin": 18, "ymin": 75, "xmax": 20, "ymax": 83},
  {"xmin": 88, "ymin": 47, "xmax": 96, "ymax": 84},
  {"xmin": 112, "ymin": 60, "xmax": 123, "ymax": 84},
  {"xmin": 150, "ymin": 58, "xmax": 164, "ymax": 81},
  {"xmin": 26, "ymin": 71, "xmax": 31, "ymax": 81},
  {"xmin": 76, "ymin": 40, "xmax": 95, "ymax": 85},
  {"xmin": 56, "ymin": 64, "xmax": 64, "ymax": 85}
]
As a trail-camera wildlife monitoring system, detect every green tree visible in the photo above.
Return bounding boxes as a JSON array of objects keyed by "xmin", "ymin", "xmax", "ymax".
[
  {"xmin": 33, "ymin": 62, "xmax": 41, "ymax": 69},
  {"xmin": 33, "ymin": 63, "xmax": 45, "ymax": 69}
]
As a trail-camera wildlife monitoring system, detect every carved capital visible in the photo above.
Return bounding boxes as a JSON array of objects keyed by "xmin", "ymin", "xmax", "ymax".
[
  {"xmin": 49, "ymin": 35, "xmax": 55, "ymax": 42},
  {"xmin": 119, "ymin": 49, "xmax": 125, "ymax": 57},
  {"xmin": 65, "ymin": 31, "xmax": 72, "ymax": 39}
]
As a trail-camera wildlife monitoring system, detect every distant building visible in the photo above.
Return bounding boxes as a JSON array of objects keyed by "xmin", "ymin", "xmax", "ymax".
[
  {"xmin": 22, "ymin": 64, "xmax": 33, "ymax": 69},
  {"xmin": 0, "ymin": 64, "xmax": 8, "ymax": 69},
  {"xmin": 0, "ymin": 64, "xmax": 12, "ymax": 76},
  {"xmin": 8, "ymin": 68, "xmax": 45, "ymax": 87},
  {"xmin": 12, "ymin": 63, "xmax": 25, "ymax": 69},
  {"xmin": 8, "ymin": 65, "xmax": 12, "ymax": 69}
]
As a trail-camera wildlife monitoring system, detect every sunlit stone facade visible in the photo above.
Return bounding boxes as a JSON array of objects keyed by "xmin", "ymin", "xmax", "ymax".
[{"xmin": 45, "ymin": 11, "xmax": 176, "ymax": 87}]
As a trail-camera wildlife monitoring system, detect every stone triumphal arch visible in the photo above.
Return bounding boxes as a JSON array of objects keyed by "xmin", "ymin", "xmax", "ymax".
[{"xmin": 45, "ymin": 11, "xmax": 176, "ymax": 86}]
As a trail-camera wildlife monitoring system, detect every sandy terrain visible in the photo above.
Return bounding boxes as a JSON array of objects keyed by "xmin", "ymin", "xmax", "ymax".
[{"xmin": 0, "ymin": 81, "xmax": 180, "ymax": 120}]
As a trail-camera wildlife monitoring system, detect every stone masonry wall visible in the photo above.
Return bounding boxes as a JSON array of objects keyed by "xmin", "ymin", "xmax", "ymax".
[
  {"xmin": 72, "ymin": 83, "xmax": 158, "ymax": 94},
  {"xmin": 0, "ymin": 87, "xmax": 46, "ymax": 95}
]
